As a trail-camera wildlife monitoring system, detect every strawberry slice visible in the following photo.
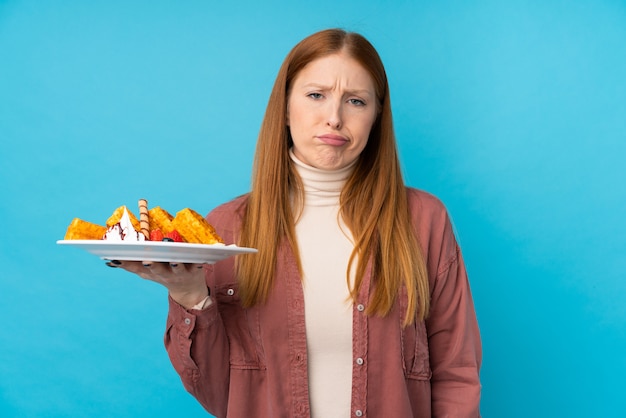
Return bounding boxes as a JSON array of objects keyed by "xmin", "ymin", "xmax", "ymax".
[
  {"xmin": 164, "ymin": 230, "xmax": 184, "ymax": 242},
  {"xmin": 150, "ymin": 229, "xmax": 164, "ymax": 241}
]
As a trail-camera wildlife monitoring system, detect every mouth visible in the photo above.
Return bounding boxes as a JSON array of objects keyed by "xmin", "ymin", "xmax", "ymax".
[{"xmin": 317, "ymin": 134, "xmax": 349, "ymax": 147}]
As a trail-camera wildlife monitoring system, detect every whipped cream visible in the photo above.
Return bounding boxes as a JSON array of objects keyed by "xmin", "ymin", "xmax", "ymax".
[{"xmin": 103, "ymin": 207, "xmax": 145, "ymax": 242}]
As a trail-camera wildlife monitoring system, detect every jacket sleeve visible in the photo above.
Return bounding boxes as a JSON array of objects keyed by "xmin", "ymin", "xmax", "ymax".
[
  {"xmin": 164, "ymin": 277, "xmax": 230, "ymax": 417},
  {"xmin": 425, "ymin": 217, "xmax": 482, "ymax": 417},
  {"xmin": 164, "ymin": 197, "xmax": 247, "ymax": 417}
]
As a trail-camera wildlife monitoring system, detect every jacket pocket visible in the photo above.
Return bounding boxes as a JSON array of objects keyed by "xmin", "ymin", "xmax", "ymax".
[
  {"xmin": 214, "ymin": 283, "xmax": 264, "ymax": 370},
  {"xmin": 402, "ymin": 319, "xmax": 432, "ymax": 380}
]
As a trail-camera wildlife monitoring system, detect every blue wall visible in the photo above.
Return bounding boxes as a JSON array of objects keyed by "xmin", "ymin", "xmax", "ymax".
[{"xmin": 1, "ymin": 1, "xmax": 625, "ymax": 416}]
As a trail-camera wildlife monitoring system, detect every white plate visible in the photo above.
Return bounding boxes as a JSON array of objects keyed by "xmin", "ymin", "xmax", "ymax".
[{"xmin": 57, "ymin": 240, "xmax": 257, "ymax": 264}]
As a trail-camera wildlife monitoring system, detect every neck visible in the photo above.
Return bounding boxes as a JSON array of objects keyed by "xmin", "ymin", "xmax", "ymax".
[{"xmin": 290, "ymin": 149, "xmax": 355, "ymax": 207}]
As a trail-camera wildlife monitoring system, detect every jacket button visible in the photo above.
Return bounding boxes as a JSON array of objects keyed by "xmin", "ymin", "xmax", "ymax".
[
  {"xmin": 356, "ymin": 304, "xmax": 365, "ymax": 312},
  {"xmin": 355, "ymin": 410, "xmax": 363, "ymax": 417},
  {"xmin": 356, "ymin": 357, "xmax": 364, "ymax": 365},
  {"xmin": 227, "ymin": 288, "xmax": 235, "ymax": 296}
]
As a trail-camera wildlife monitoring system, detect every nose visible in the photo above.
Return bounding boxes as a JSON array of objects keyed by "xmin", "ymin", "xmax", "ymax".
[{"xmin": 326, "ymin": 101, "xmax": 342, "ymax": 130}]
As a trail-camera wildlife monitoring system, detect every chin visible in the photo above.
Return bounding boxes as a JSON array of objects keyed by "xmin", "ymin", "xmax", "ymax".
[{"xmin": 309, "ymin": 150, "xmax": 354, "ymax": 170}]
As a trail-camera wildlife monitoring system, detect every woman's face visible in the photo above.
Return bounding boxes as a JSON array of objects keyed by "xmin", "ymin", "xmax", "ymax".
[{"xmin": 287, "ymin": 52, "xmax": 378, "ymax": 170}]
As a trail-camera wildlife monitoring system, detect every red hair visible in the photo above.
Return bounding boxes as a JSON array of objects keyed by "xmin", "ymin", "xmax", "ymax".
[{"xmin": 237, "ymin": 29, "xmax": 429, "ymax": 324}]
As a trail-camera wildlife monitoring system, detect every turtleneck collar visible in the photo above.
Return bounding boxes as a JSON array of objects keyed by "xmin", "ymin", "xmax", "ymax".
[{"xmin": 289, "ymin": 149, "xmax": 356, "ymax": 207}]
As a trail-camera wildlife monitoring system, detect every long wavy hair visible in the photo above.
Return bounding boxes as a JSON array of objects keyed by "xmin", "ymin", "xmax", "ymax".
[{"xmin": 236, "ymin": 28, "xmax": 429, "ymax": 324}]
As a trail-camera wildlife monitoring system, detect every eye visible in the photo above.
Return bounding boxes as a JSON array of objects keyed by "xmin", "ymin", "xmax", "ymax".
[
  {"xmin": 348, "ymin": 98, "xmax": 366, "ymax": 107},
  {"xmin": 307, "ymin": 92, "xmax": 323, "ymax": 100}
]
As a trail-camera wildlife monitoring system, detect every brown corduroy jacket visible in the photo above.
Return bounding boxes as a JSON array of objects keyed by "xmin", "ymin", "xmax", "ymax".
[{"xmin": 165, "ymin": 188, "xmax": 482, "ymax": 417}]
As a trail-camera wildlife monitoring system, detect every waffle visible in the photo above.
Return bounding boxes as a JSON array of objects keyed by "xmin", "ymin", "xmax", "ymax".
[
  {"xmin": 64, "ymin": 218, "xmax": 107, "ymax": 240},
  {"xmin": 171, "ymin": 208, "xmax": 224, "ymax": 244},
  {"xmin": 148, "ymin": 206, "xmax": 175, "ymax": 235}
]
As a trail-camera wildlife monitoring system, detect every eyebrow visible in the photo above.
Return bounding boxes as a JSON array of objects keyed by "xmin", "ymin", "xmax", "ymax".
[{"xmin": 300, "ymin": 82, "xmax": 374, "ymax": 97}]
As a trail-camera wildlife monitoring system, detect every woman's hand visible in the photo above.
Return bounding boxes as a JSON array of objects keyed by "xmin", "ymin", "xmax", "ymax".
[{"xmin": 106, "ymin": 260, "xmax": 209, "ymax": 309}]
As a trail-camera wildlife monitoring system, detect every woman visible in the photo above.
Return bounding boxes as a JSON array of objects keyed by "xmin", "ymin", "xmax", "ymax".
[{"xmin": 117, "ymin": 28, "xmax": 481, "ymax": 417}]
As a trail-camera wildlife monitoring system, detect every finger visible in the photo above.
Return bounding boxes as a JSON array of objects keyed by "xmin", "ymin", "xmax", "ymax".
[
  {"xmin": 110, "ymin": 260, "xmax": 152, "ymax": 275},
  {"xmin": 105, "ymin": 259, "xmax": 122, "ymax": 268},
  {"xmin": 169, "ymin": 262, "xmax": 198, "ymax": 274},
  {"xmin": 167, "ymin": 262, "xmax": 201, "ymax": 270},
  {"xmin": 180, "ymin": 263, "xmax": 207, "ymax": 272},
  {"xmin": 141, "ymin": 261, "xmax": 172, "ymax": 274},
  {"xmin": 134, "ymin": 261, "xmax": 173, "ymax": 281}
]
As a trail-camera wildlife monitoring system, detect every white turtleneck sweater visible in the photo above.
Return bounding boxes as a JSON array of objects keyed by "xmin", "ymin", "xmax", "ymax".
[{"xmin": 290, "ymin": 151, "xmax": 355, "ymax": 417}]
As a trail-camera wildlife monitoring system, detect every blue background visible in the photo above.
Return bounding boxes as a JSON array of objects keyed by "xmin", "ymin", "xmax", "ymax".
[{"xmin": 1, "ymin": 0, "xmax": 625, "ymax": 417}]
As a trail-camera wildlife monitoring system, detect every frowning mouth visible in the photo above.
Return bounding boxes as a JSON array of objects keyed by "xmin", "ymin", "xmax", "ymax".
[{"xmin": 317, "ymin": 134, "xmax": 348, "ymax": 146}]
